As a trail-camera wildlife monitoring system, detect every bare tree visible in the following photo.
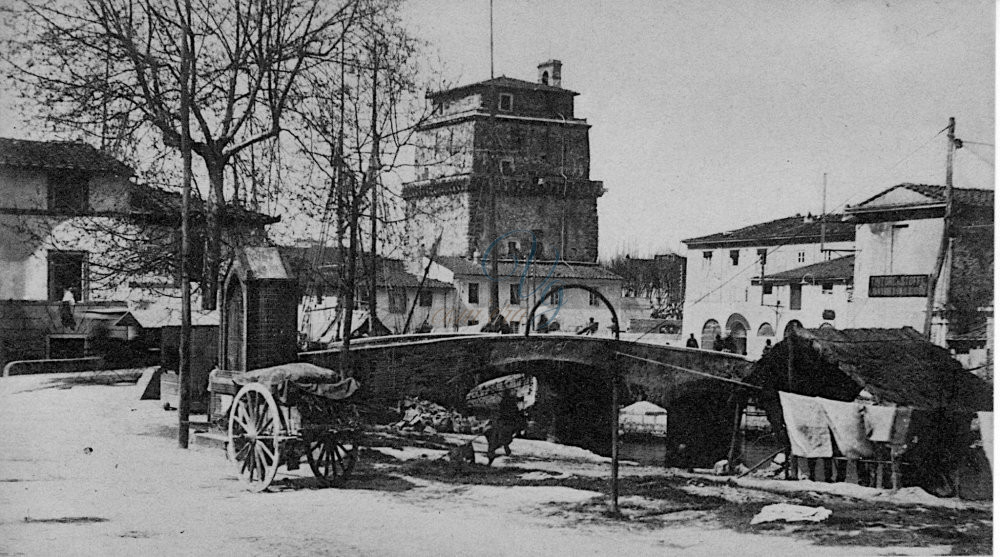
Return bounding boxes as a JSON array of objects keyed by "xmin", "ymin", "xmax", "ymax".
[
  {"xmin": 5, "ymin": 0, "xmax": 366, "ymax": 308},
  {"xmin": 286, "ymin": 0, "xmax": 439, "ymax": 367}
]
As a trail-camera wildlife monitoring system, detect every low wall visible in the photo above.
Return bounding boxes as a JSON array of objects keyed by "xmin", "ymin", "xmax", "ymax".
[{"xmin": 3, "ymin": 356, "xmax": 105, "ymax": 377}]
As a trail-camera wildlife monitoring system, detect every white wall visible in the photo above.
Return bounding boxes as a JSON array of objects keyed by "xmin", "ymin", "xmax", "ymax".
[
  {"xmin": 846, "ymin": 218, "xmax": 945, "ymax": 331},
  {"xmin": 681, "ymin": 240, "xmax": 853, "ymax": 358},
  {"xmin": 0, "ymin": 167, "xmax": 175, "ymax": 301},
  {"xmin": 446, "ymin": 274, "xmax": 622, "ymax": 333}
]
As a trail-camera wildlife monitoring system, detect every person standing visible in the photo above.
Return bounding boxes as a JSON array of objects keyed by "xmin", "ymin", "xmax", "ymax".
[
  {"xmin": 685, "ymin": 334, "xmax": 698, "ymax": 348},
  {"xmin": 713, "ymin": 334, "xmax": 725, "ymax": 351}
]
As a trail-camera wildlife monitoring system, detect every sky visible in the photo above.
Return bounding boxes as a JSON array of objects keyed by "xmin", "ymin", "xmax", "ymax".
[
  {"xmin": 0, "ymin": 1, "xmax": 992, "ymax": 261},
  {"xmin": 402, "ymin": 0, "xmax": 995, "ymax": 259}
]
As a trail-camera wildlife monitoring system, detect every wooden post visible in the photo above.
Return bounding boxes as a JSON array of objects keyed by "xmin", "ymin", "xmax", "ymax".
[
  {"xmin": 890, "ymin": 453, "xmax": 901, "ymax": 491},
  {"xmin": 610, "ymin": 315, "xmax": 621, "ymax": 515},
  {"xmin": 610, "ymin": 363, "xmax": 620, "ymax": 514},
  {"xmin": 726, "ymin": 396, "xmax": 744, "ymax": 473},
  {"xmin": 785, "ymin": 331, "xmax": 797, "ymax": 479}
]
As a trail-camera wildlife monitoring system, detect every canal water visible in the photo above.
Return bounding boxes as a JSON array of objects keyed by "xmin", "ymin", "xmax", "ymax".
[{"xmin": 618, "ymin": 438, "xmax": 668, "ymax": 466}]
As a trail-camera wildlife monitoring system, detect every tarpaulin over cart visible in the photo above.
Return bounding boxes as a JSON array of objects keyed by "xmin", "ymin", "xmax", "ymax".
[{"xmin": 234, "ymin": 362, "xmax": 360, "ymax": 400}]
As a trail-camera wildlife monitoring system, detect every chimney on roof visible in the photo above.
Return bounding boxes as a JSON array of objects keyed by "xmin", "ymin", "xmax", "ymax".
[{"xmin": 538, "ymin": 60, "xmax": 562, "ymax": 88}]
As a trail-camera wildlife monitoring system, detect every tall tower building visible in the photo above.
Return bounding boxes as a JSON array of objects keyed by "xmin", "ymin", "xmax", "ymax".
[{"xmin": 403, "ymin": 60, "xmax": 604, "ymax": 262}]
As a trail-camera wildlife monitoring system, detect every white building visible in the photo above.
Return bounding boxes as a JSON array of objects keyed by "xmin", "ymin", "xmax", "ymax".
[
  {"xmin": 427, "ymin": 255, "xmax": 624, "ymax": 334},
  {"xmin": 0, "ymin": 138, "xmax": 273, "ymax": 366},
  {"xmin": 843, "ymin": 183, "xmax": 993, "ymax": 347},
  {"xmin": 681, "ymin": 214, "xmax": 855, "ymax": 357},
  {"xmin": 283, "ymin": 246, "xmax": 456, "ymax": 340},
  {"xmin": 679, "ymin": 183, "xmax": 993, "ymax": 361}
]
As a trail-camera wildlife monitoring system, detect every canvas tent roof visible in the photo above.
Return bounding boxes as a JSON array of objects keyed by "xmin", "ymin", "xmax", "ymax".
[
  {"xmin": 747, "ymin": 327, "xmax": 991, "ymax": 412},
  {"xmin": 620, "ymin": 401, "xmax": 668, "ymax": 416}
]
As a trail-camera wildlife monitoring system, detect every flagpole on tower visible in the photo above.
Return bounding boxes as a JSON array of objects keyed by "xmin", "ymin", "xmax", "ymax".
[{"xmin": 489, "ymin": 0, "xmax": 495, "ymax": 79}]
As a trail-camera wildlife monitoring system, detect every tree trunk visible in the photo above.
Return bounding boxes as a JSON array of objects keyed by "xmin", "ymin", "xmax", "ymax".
[
  {"xmin": 340, "ymin": 183, "xmax": 360, "ymax": 378},
  {"xmin": 202, "ymin": 160, "xmax": 225, "ymax": 311}
]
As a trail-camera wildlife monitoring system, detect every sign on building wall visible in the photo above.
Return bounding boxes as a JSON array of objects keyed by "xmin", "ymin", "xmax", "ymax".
[{"xmin": 868, "ymin": 274, "xmax": 929, "ymax": 297}]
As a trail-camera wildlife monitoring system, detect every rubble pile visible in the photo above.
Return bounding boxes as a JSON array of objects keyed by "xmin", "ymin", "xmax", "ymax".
[{"xmin": 393, "ymin": 397, "xmax": 490, "ymax": 435}]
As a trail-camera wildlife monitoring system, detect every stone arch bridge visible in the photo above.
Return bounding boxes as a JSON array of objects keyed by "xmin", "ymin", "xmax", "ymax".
[{"xmin": 301, "ymin": 333, "xmax": 754, "ymax": 465}]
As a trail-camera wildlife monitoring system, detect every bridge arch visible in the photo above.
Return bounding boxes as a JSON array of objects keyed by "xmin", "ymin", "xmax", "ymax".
[{"xmin": 525, "ymin": 283, "xmax": 620, "ymax": 339}]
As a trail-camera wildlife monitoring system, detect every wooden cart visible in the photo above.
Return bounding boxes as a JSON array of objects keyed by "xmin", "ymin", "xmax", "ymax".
[{"xmin": 226, "ymin": 363, "xmax": 361, "ymax": 492}]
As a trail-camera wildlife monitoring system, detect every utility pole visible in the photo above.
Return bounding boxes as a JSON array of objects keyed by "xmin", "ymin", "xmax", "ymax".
[
  {"xmin": 341, "ymin": 172, "xmax": 360, "ymax": 378},
  {"xmin": 924, "ymin": 117, "xmax": 957, "ymax": 340},
  {"xmin": 177, "ymin": 0, "xmax": 193, "ymax": 449},
  {"xmin": 486, "ymin": 0, "xmax": 500, "ymax": 324},
  {"xmin": 820, "ymin": 172, "xmax": 827, "ymax": 255},
  {"xmin": 368, "ymin": 39, "xmax": 381, "ymax": 335},
  {"xmin": 334, "ymin": 24, "xmax": 347, "ymax": 343},
  {"xmin": 785, "ymin": 326, "xmax": 796, "ymax": 479}
]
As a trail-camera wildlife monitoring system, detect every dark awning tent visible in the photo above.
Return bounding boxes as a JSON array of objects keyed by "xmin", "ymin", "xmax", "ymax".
[
  {"xmin": 745, "ymin": 327, "xmax": 992, "ymax": 497},
  {"xmin": 747, "ymin": 327, "xmax": 991, "ymax": 412}
]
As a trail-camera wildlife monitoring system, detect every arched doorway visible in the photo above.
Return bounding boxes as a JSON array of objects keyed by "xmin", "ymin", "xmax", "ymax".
[
  {"xmin": 726, "ymin": 313, "xmax": 750, "ymax": 355},
  {"xmin": 701, "ymin": 319, "xmax": 721, "ymax": 350},
  {"xmin": 223, "ymin": 273, "xmax": 246, "ymax": 371}
]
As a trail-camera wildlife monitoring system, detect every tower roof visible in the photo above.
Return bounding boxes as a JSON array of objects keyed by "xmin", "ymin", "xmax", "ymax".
[{"xmin": 427, "ymin": 75, "xmax": 578, "ymax": 99}]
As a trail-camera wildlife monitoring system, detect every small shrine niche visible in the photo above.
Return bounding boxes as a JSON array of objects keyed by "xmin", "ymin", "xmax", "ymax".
[{"xmin": 220, "ymin": 247, "xmax": 299, "ymax": 371}]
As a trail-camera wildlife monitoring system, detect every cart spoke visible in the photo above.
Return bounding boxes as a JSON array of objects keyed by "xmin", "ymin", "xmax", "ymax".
[
  {"xmin": 241, "ymin": 444, "xmax": 254, "ymax": 474},
  {"xmin": 235, "ymin": 440, "xmax": 251, "ymax": 461},
  {"xmin": 234, "ymin": 405, "xmax": 252, "ymax": 432},
  {"xmin": 259, "ymin": 414, "xmax": 274, "ymax": 433},
  {"xmin": 258, "ymin": 441, "xmax": 276, "ymax": 464}
]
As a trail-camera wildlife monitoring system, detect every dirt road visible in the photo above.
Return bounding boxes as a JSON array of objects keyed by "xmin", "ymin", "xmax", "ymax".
[{"xmin": 0, "ymin": 373, "xmax": 990, "ymax": 556}]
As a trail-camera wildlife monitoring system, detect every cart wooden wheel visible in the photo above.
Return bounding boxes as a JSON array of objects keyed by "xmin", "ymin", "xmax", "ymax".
[
  {"xmin": 227, "ymin": 383, "xmax": 282, "ymax": 491},
  {"xmin": 306, "ymin": 430, "xmax": 358, "ymax": 486}
]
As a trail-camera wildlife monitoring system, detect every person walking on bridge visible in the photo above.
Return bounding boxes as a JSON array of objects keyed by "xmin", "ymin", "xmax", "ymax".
[{"xmin": 577, "ymin": 317, "xmax": 599, "ymax": 335}]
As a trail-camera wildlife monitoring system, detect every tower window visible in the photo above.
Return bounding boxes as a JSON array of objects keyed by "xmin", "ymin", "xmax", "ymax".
[
  {"xmin": 541, "ymin": 71, "xmax": 550, "ymax": 85},
  {"xmin": 498, "ymin": 93, "xmax": 513, "ymax": 112},
  {"xmin": 510, "ymin": 284, "xmax": 520, "ymax": 305},
  {"xmin": 468, "ymin": 283, "xmax": 479, "ymax": 305}
]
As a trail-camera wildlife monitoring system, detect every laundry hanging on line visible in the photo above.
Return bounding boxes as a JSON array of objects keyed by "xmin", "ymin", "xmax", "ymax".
[
  {"xmin": 778, "ymin": 391, "xmax": 832, "ymax": 458},
  {"xmin": 778, "ymin": 392, "xmax": 917, "ymax": 458},
  {"xmin": 817, "ymin": 397, "xmax": 874, "ymax": 459}
]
